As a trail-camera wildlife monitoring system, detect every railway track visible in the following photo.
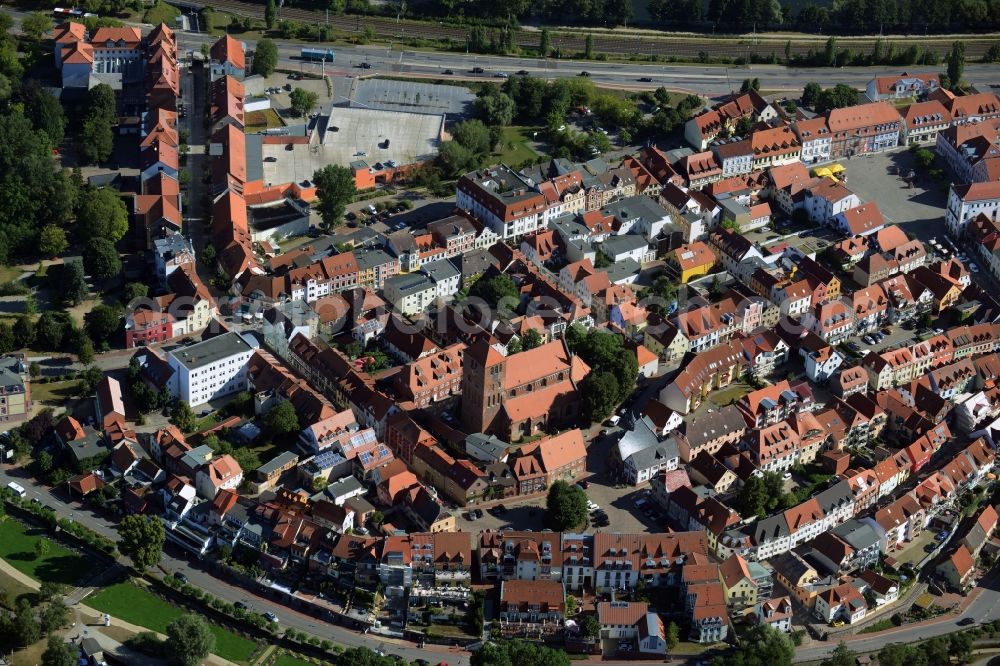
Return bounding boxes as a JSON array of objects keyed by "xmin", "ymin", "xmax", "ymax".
[{"xmin": 178, "ymin": 0, "xmax": 1000, "ymax": 59}]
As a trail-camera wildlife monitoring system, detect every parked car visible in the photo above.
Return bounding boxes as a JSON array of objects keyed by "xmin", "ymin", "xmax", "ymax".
[
  {"xmin": 958, "ymin": 617, "xmax": 976, "ymax": 626},
  {"xmin": 234, "ymin": 601, "xmax": 248, "ymax": 611},
  {"xmin": 471, "ymin": 67, "xmax": 484, "ymax": 73},
  {"xmin": 638, "ymin": 77, "xmax": 653, "ymax": 82},
  {"xmin": 264, "ymin": 612, "xmax": 279, "ymax": 623},
  {"xmin": 579, "ymin": 70, "xmax": 590, "ymax": 77},
  {"xmin": 359, "ymin": 62, "xmax": 371, "ymax": 68},
  {"xmin": 494, "ymin": 72, "xmax": 508, "ymax": 78},
  {"xmin": 442, "ymin": 69, "xmax": 454, "ymax": 75},
  {"xmin": 174, "ymin": 572, "xmax": 188, "ymax": 584},
  {"xmin": 516, "ymin": 70, "xmax": 529, "ymax": 75}
]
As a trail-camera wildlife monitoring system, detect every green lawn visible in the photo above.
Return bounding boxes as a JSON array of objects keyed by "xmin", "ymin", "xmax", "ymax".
[
  {"xmin": 246, "ymin": 109, "xmax": 285, "ymax": 133},
  {"xmin": 493, "ymin": 126, "xmax": 539, "ymax": 167},
  {"xmin": 708, "ymin": 382, "xmax": 751, "ymax": 407},
  {"xmin": 88, "ymin": 583, "xmax": 259, "ymax": 664},
  {"xmin": 31, "ymin": 379, "xmax": 82, "ymax": 405},
  {"xmin": 0, "ymin": 520, "xmax": 89, "ymax": 586},
  {"xmin": 143, "ymin": 0, "xmax": 180, "ymax": 25},
  {"xmin": 0, "ymin": 265, "xmax": 24, "ymax": 283}
]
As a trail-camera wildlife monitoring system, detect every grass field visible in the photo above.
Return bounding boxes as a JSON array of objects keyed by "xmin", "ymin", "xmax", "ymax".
[
  {"xmin": 707, "ymin": 382, "xmax": 751, "ymax": 407},
  {"xmin": 0, "ymin": 567, "xmax": 37, "ymax": 610},
  {"xmin": 143, "ymin": 0, "xmax": 180, "ymax": 25},
  {"xmin": 88, "ymin": 583, "xmax": 259, "ymax": 664},
  {"xmin": 493, "ymin": 126, "xmax": 539, "ymax": 167},
  {"xmin": 31, "ymin": 379, "xmax": 82, "ymax": 405},
  {"xmin": 0, "ymin": 265, "xmax": 24, "ymax": 283},
  {"xmin": 0, "ymin": 520, "xmax": 88, "ymax": 586}
]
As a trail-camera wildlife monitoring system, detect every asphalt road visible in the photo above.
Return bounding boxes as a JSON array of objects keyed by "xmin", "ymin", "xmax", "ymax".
[{"xmin": 173, "ymin": 28, "xmax": 1000, "ymax": 96}]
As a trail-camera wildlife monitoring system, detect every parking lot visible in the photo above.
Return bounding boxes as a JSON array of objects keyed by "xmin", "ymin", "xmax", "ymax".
[{"xmin": 835, "ymin": 148, "xmax": 947, "ymax": 243}]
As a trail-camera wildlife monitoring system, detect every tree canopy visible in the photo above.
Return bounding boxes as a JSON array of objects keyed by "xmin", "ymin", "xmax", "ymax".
[
  {"xmin": 472, "ymin": 639, "xmax": 572, "ymax": 666},
  {"xmin": 0, "ymin": 111, "xmax": 76, "ymax": 264},
  {"xmin": 313, "ymin": 164, "xmax": 357, "ymax": 225},
  {"xmin": 264, "ymin": 400, "xmax": 300, "ymax": 437},
  {"xmin": 567, "ymin": 329, "xmax": 638, "ymax": 419},
  {"xmin": 289, "ymin": 87, "xmax": 319, "ymax": 116},
  {"xmin": 469, "ymin": 273, "xmax": 519, "ymax": 310},
  {"xmin": 118, "ymin": 514, "xmax": 165, "ymax": 570},
  {"xmin": 710, "ymin": 624, "xmax": 794, "ymax": 666},
  {"xmin": 84, "ymin": 238, "xmax": 122, "ymax": 280},
  {"xmin": 165, "ymin": 614, "xmax": 216, "ymax": 666},
  {"xmin": 545, "ymin": 480, "xmax": 587, "ymax": 531},
  {"xmin": 253, "ymin": 39, "xmax": 278, "ymax": 77}
]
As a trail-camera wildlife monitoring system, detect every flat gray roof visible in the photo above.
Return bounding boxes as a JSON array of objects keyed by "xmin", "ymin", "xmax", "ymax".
[
  {"xmin": 170, "ymin": 332, "xmax": 253, "ymax": 370},
  {"xmin": 353, "ymin": 78, "xmax": 476, "ymax": 118},
  {"xmin": 421, "ymin": 258, "xmax": 460, "ymax": 283},
  {"xmin": 385, "ymin": 272, "xmax": 434, "ymax": 296}
]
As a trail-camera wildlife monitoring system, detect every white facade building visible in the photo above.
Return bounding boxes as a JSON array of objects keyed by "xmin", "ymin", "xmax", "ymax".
[{"xmin": 167, "ymin": 332, "xmax": 255, "ymax": 407}]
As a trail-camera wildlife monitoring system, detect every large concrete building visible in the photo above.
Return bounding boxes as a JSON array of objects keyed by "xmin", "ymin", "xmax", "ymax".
[{"xmin": 167, "ymin": 332, "xmax": 255, "ymax": 407}]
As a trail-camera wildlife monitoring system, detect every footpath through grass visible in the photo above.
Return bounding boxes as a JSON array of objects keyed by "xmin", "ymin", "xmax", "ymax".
[
  {"xmin": 88, "ymin": 582, "xmax": 259, "ymax": 665},
  {"xmin": 0, "ymin": 520, "xmax": 88, "ymax": 586}
]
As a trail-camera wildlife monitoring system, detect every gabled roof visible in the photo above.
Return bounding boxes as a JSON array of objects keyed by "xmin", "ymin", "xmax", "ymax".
[{"xmin": 210, "ymin": 34, "xmax": 245, "ymax": 71}]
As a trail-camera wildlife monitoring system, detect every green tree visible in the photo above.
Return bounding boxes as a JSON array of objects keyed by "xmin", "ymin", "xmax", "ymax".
[
  {"xmin": 84, "ymin": 238, "xmax": 122, "ymax": 280},
  {"xmin": 13, "ymin": 315, "xmax": 35, "ymax": 348},
  {"xmin": 666, "ymin": 621, "xmax": 680, "ymax": 652},
  {"xmin": 38, "ymin": 225, "xmax": 69, "ymax": 257},
  {"xmin": 472, "ymin": 640, "xmax": 572, "ymax": 666},
  {"xmin": 34, "ymin": 538, "xmax": 50, "ymax": 559},
  {"xmin": 40, "ymin": 597, "xmax": 71, "ymax": 633},
  {"xmin": 77, "ymin": 186, "xmax": 129, "ymax": 242},
  {"xmin": 521, "ymin": 329, "xmax": 542, "ymax": 350},
  {"xmin": 546, "ymin": 480, "xmax": 587, "ymax": 530},
  {"xmin": 165, "ymin": 614, "xmax": 216, "ymax": 666},
  {"xmin": 476, "ymin": 91, "xmax": 516, "ymax": 127},
  {"xmin": 947, "ymin": 40, "xmax": 966, "ymax": 89},
  {"xmin": 712, "ymin": 624, "xmax": 794, "ymax": 666},
  {"xmin": 118, "ymin": 514, "xmax": 165, "ymax": 570},
  {"xmin": 170, "ymin": 400, "xmax": 197, "ymax": 432},
  {"xmin": 821, "ymin": 643, "xmax": 856, "ymax": 666},
  {"xmin": 85, "ymin": 302, "xmax": 123, "ymax": 343},
  {"xmin": 79, "ymin": 114, "xmax": 114, "ymax": 164},
  {"xmin": 584, "ymin": 34, "xmax": 594, "ymax": 59},
  {"xmin": 0, "ymin": 323, "xmax": 14, "ymax": 354},
  {"xmin": 264, "ymin": 400, "xmax": 300, "ymax": 437},
  {"xmin": 38, "ymin": 581, "xmax": 67, "ymax": 602},
  {"xmin": 737, "ymin": 474, "xmax": 769, "ymax": 518},
  {"xmin": 74, "ymin": 329, "xmax": 94, "ymax": 364},
  {"xmin": 823, "ymin": 36, "xmax": 837, "ymax": 66},
  {"xmin": 12, "ymin": 598, "xmax": 40, "ymax": 646},
  {"xmin": 452, "ymin": 119, "xmax": 493, "ymax": 155},
  {"xmin": 289, "ymin": 87, "xmax": 319, "ymax": 117},
  {"xmin": 22, "ymin": 12, "xmax": 53, "ymax": 41},
  {"xmin": 42, "ymin": 634, "xmax": 77, "ymax": 666},
  {"xmin": 265, "ymin": 0, "xmax": 277, "ymax": 29},
  {"xmin": 253, "ymin": 38, "xmax": 278, "ymax": 77},
  {"xmin": 539, "ymin": 28, "xmax": 551, "ymax": 56},
  {"xmin": 801, "ymin": 81, "xmax": 822, "ymax": 108},
  {"xmin": 313, "ymin": 164, "xmax": 356, "ymax": 225},
  {"xmin": 63, "ymin": 261, "xmax": 88, "ymax": 306},
  {"xmin": 123, "ymin": 282, "xmax": 149, "ymax": 303},
  {"xmin": 579, "ymin": 615, "xmax": 600, "ymax": 638},
  {"xmin": 25, "ymin": 84, "xmax": 67, "ymax": 146},
  {"xmin": 0, "ymin": 112, "xmax": 77, "ymax": 264},
  {"xmin": 984, "ymin": 43, "xmax": 1000, "ymax": 63},
  {"xmin": 86, "ymin": 84, "xmax": 117, "ymax": 125},
  {"xmin": 469, "ymin": 273, "xmax": 518, "ymax": 309},
  {"xmin": 36, "ymin": 311, "xmax": 69, "ymax": 350},
  {"xmin": 581, "ymin": 371, "xmax": 619, "ymax": 422}
]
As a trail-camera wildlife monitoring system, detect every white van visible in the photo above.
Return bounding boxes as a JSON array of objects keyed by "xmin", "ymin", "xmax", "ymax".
[{"xmin": 6, "ymin": 481, "xmax": 26, "ymax": 498}]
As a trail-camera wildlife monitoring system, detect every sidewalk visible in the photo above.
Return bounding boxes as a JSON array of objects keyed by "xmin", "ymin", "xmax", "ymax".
[{"xmin": 0, "ymin": 558, "xmax": 238, "ymax": 666}]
